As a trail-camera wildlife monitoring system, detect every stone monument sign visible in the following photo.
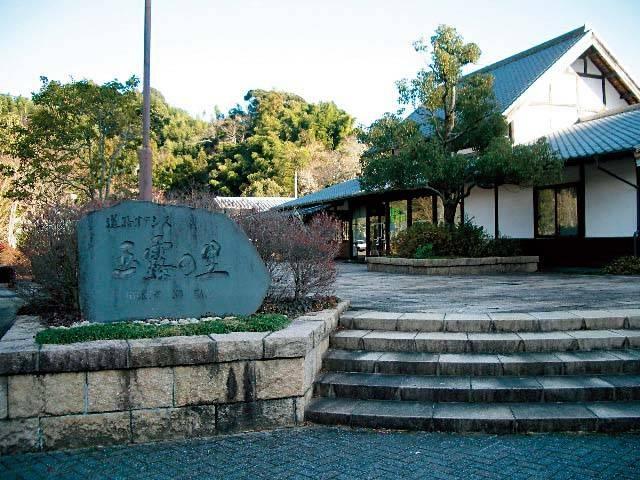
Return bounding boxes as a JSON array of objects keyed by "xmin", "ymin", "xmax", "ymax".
[{"xmin": 77, "ymin": 201, "xmax": 270, "ymax": 323}]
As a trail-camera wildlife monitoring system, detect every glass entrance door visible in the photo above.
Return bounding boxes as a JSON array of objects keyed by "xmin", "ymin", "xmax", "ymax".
[{"xmin": 367, "ymin": 204, "xmax": 386, "ymax": 256}]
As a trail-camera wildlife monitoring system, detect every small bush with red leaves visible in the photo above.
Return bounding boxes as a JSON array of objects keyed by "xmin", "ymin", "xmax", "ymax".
[
  {"xmin": 236, "ymin": 211, "xmax": 341, "ymax": 301},
  {"xmin": 17, "ymin": 204, "xmax": 86, "ymax": 319}
]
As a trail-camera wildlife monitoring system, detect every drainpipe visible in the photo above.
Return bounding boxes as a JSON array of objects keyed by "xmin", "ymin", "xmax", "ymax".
[{"xmin": 635, "ymin": 148, "xmax": 640, "ymax": 256}]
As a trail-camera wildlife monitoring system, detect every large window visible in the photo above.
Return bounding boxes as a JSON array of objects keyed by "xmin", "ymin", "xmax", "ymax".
[
  {"xmin": 389, "ymin": 200, "xmax": 408, "ymax": 239},
  {"xmin": 411, "ymin": 196, "xmax": 434, "ymax": 224},
  {"xmin": 535, "ymin": 185, "xmax": 580, "ymax": 237}
]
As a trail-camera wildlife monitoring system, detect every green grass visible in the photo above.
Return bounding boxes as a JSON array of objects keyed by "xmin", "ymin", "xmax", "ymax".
[{"xmin": 35, "ymin": 314, "xmax": 290, "ymax": 345}]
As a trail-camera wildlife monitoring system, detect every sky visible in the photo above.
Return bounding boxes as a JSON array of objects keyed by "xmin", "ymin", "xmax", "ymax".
[{"xmin": 1, "ymin": 0, "xmax": 639, "ymax": 126}]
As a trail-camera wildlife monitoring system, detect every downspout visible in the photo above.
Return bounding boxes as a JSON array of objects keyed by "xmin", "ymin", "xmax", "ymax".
[
  {"xmin": 635, "ymin": 148, "xmax": 640, "ymax": 256},
  {"xmin": 494, "ymin": 185, "xmax": 499, "ymax": 239}
]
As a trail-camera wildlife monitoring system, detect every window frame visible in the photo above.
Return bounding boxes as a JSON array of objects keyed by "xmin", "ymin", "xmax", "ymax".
[{"xmin": 533, "ymin": 182, "xmax": 583, "ymax": 238}]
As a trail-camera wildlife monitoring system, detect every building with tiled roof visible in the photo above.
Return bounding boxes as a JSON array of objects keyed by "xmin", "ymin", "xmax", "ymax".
[{"xmin": 281, "ymin": 26, "xmax": 640, "ymax": 265}]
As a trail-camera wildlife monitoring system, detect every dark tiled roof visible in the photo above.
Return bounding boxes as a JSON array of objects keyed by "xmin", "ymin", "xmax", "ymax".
[
  {"xmin": 408, "ymin": 26, "xmax": 589, "ymax": 130},
  {"xmin": 282, "ymin": 107, "xmax": 640, "ymax": 210},
  {"xmin": 548, "ymin": 105, "xmax": 640, "ymax": 160},
  {"xmin": 281, "ymin": 27, "xmax": 639, "ymax": 211},
  {"xmin": 213, "ymin": 196, "xmax": 292, "ymax": 211},
  {"xmin": 279, "ymin": 179, "xmax": 363, "ymax": 208}
]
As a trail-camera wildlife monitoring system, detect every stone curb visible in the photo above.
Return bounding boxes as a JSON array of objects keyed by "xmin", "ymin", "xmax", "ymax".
[
  {"xmin": 365, "ymin": 256, "xmax": 539, "ymax": 274},
  {"xmin": 0, "ymin": 301, "xmax": 350, "ymax": 376}
]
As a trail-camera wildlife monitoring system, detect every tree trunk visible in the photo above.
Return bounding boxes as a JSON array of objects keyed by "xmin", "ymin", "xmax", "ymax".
[
  {"xmin": 443, "ymin": 200, "xmax": 458, "ymax": 227},
  {"xmin": 7, "ymin": 202, "xmax": 18, "ymax": 248}
]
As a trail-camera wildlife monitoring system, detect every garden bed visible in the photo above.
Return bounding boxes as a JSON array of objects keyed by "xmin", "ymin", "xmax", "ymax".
[
  {"xmin": 0, "ymin": 300, "xmax": 349, "ymax": 454},
  {"xmin": 366, "ymin": 256, "xmax": 539, "ymax": 275},
  {"xmin": 35, "ymin": 314, "xmax": 290, "ymax": 345}
]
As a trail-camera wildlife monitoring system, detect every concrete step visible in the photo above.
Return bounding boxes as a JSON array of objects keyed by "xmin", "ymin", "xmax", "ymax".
[
  {"xmin": 330, "ymin": 329, "xmax": 640, "ymax": 354},
  {"xmin": 305, "ymin": 397, "xmax": 640, "ymax": 433},
  {"xmin": 314, "ymin": 372, "xmax": 640, "ymax": 403},
  {"xmin": 340, "ymin": 309, "xmax": 640, "ymax": 333},
  {"xmin": 323, "ymin": 349, "xmax": 640, "ymax": 376}
]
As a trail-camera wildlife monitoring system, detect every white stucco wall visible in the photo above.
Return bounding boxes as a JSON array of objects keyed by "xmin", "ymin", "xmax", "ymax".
[
  {"xmin": 498, "ymin": 185, "xmax": 534, "ymax": 238},
  {"xmin": 465, "ymin": 187, "xmax": 495, "ymax": 236},
  {"xmin": 585, "ymin": 157, "xmax": 637, "ymax": 237},
  {"xmin": 509, "ymin": 56, "xmax": 629, "ymax": 144}
]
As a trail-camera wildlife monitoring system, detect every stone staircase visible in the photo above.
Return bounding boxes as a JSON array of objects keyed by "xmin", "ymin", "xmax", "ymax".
[{"xmin": 305, "ymin": 309, "xmax": 640, "ymax": 432}]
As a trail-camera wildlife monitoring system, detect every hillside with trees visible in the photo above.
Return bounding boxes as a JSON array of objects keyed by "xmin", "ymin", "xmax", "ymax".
[
  {"xmin": 0, "ymin": 80, "xmax": 361, "ymax": 215},
  {"xmin": 164, "ymin": 89, "xmax": 361, "ymax": 197}
]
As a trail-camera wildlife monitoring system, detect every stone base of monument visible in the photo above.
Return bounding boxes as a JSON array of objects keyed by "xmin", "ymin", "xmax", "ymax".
[{"xmin": 0, "ymin": 301, "xmax": 349, "ymax": 454}]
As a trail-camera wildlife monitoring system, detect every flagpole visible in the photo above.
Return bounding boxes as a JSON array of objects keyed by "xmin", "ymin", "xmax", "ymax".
[{"xmin": 138, "ymin": 0, "xmax": 152, "ymax": 201}]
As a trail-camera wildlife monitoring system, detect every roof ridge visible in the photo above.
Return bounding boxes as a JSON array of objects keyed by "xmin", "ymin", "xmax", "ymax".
[
  {"xmin": 577, "ymin": 103, "xmax": 640, "ymax": 123},
  {"xmin": 470, "ymin": 25, "xmax": 588, "ymax": 76}
]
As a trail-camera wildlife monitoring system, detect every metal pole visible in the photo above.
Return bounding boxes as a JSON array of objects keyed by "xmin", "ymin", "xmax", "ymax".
[{"xmin": 138, "ymin": 0, "xmax": 153, "ymax": 201}]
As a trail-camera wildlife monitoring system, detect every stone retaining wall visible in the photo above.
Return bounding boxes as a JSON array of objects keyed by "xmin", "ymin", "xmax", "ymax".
[
  {"xmin": 0, "ymin": 301, "xmax": 349, "ymax": 454},
  {"xmin": 366, "ymin": 256, "xmax": 539, "ymax": 275}
]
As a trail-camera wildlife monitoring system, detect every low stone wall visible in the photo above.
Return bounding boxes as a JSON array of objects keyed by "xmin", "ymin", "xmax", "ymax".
[
  {"xmin": 0, "ymin": 301, "xmax": 349, "ymax": 454},
  {"xmin": 366, "ymin": 256, "xmax": 539, "ymax": 275}
]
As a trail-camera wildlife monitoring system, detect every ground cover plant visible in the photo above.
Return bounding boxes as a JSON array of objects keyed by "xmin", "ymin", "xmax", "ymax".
[
  {"xmin": 393, "ymin": 219, "xmax": 521, "ymax": 259},
  {"xmin": 603, "ymin": 256, "xmax": 640, "ymax": 275},
  {"xmin": 35, "ymin": 313, "xmax": 289, "ymax": 345}
]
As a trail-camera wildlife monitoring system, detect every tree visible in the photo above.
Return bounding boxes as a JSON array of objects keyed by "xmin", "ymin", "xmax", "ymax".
[
  {"xmin": 204, "ymin": 89, "xmax": 357, "ymax": 196},
  {"xmin": 149, "ymin": 89, "xmax": 209, "ymax": 192},
  {"xmin": 360, "ymin": 25, "xmax": 563, "ymax": 226},
  {"xmin": 3, "ymin": 77, "xmax": 141, "ymax": 202},
  {"xmin": 0, "ymin": 94, "xmax": 33, "ymax": 243},
  {"xmin": 297, "ymin": 136, "xmax": 364, "ymax": 195}
]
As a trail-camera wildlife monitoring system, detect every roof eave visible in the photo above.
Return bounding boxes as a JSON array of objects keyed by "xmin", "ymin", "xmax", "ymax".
[
  {"xmin": 589, "ymin": 32, "xmax": 640, "ymax": 101},
  {"xmin": 502, "ymin": 31, "xmax": 595, "ymax": 118}
]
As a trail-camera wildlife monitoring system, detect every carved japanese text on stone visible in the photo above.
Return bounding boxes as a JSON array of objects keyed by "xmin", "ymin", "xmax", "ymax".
[{"xmin": 78, "ymin": 201, "xmax": 270, "ymax": 323}]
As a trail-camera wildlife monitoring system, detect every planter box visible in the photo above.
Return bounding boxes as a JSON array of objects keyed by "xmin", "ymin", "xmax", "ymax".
[
  {"xmin": 0, "ymin": 301, "xmax": 349, "ymax": 454},
  {"xmin": 366, "ymin": 256, "xmax": 539, "ymax": 275}
]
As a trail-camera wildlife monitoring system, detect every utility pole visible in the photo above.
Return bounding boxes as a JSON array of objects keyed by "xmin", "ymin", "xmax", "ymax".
[{"xmin": 138, "ymin": 0, "xmax": 153, "ymax": 201}]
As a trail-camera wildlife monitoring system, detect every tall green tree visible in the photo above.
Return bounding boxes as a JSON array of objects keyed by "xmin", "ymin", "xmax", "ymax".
[
  {"xmin": 205, "ymin": 89, "xmax": 357, "ymax": 196},
  {"xmin": 360, "ymin": 25, "xmax": 563, "ymax": 225},
  {"xmin": 150, "ymin": 89, "xmax": 209, "ymax": 192},
  {"xmin": 3, "ymin": 77, "xmax": 141, "ymax": 202}
]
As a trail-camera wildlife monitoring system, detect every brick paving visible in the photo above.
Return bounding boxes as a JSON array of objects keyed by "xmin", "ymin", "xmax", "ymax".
[
  {"xmin": 2, "ymin": 426, "xmax": 640, "ymax": 479},
  {"xmin": 335, "ymin": 263, "xmax": 640, "ymax": 313}
]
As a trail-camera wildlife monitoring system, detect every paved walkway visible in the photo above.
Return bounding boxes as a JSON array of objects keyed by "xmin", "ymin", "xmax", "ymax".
[
  {"xmin": 335, "ymin": 263, "xmax": 640, "ymax": 313},
  {"xmin": 2, "ymin": 426, "xmax": 639, "ymax": 479},
  {"xmin": 0, "ymin": 285, "xmax": 22, "ymax": 337}
]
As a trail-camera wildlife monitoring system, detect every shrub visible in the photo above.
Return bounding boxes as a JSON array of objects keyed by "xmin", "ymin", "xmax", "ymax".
[
  {"xmin": 236, "ymin": 211, "xmax": 341, "ymax": 301},
  {"xmin": 393, "ymin": 222, "xmax": 452, "ymax": 258},
  {"xmin": 603, "ymin": 256, "xmax": 640, "ymax": 275},
  {"xmin": 393, "ymin": 219, "xmax": 521, "ymax": 259},
  {"xmin": 414, "ymin": 243, "xmax": 434, "ymax": 259},
  {"xmin": 448, "ymin": 220, "xmax": 487, "ymax": 257},
  {"xmin": 484, "ymin": 237, "xmax": 522, "ymax": 257},
  {"xmin": 17, "ymin": 203, "xmax": 85, "ymax": 318}
]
